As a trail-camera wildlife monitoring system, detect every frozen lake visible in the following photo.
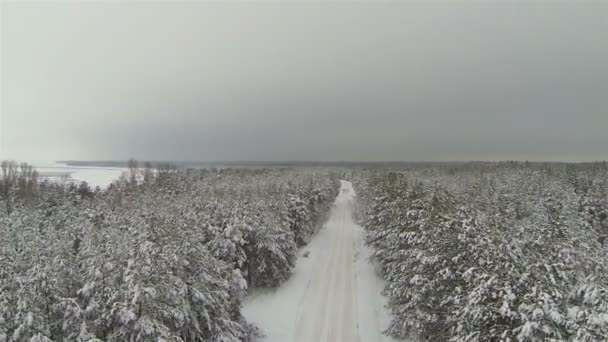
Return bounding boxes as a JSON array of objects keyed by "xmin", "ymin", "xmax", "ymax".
[{"xmin": 33, "ymin": 162, "xmax": 126, "ymax": 188}]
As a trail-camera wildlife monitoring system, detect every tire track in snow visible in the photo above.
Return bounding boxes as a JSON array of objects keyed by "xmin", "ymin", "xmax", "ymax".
[
  {"xmin": 298, "ymin": 214, "xmax": 341, "ymax": 342},
  {"xmin": 320, "ymin": 205, "xmax": 351, "ymax": 342}
]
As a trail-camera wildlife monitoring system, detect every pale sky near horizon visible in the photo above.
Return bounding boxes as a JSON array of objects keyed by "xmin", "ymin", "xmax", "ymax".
[{"xmin": 1, "ymin": 1, "xmax": 607, "ymax": 162}]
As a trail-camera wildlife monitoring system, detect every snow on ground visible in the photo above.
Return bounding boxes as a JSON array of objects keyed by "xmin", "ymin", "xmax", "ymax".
[{"xmin": 243, "ymin": 180, "xmax": 405, "ymax": 342}]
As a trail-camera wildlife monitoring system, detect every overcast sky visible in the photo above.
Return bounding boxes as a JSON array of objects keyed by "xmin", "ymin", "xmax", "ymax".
[{"xmin": 1, "ymin": 1, "xmax": 607, "ymax": 162}]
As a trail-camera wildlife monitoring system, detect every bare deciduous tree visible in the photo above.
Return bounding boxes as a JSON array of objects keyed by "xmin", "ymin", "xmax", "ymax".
[
  {"xmin": 1, "ymin": 160, "xmax": 18, "ymax": 214},
  {"xmin": 0, "ymin": 161, "xmax": 40, "ymax": 214},
  {"xmin": 128, "ymin": 158, "xmax": 139, "ymax": 185},
  {"xmin": 142, "ymin": 161, "xmax": 154, "ymax": 184},
  {"xmin": 18, "ymin": 162, "xmax": 39, "ymax": 199}
]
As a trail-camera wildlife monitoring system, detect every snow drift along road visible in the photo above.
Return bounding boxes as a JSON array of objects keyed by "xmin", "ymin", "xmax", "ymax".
[{"xmin": 243, "ymin": 180, "xmax": 400, "ymax": 342}]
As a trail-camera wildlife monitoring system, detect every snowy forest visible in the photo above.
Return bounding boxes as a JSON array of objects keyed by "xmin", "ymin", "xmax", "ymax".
[
  {"xmin": 0, "ymin": 161, "xmax": 340, "ymax": 341},
  {"xmin": 2, "ymin": 160, "xmax": 608, "ymax": 341},
  {"xmin": 354, "ymin": 162, "xmax": 608, "ymax": 341}
]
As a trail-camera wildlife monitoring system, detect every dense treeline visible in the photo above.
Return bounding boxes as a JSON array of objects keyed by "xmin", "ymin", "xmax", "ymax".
[
  {"xmin": 355, "ymin": 163, "xmax": 608, "ymax": 341},
  {"xmin": 0, "ymin": 163, "xmax": 339, "ymax": 341}
]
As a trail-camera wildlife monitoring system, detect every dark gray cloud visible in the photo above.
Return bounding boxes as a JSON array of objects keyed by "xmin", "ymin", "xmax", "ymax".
[{"xmin": 2, "ymin": 1, "xmax": 607, "ymax": 162}]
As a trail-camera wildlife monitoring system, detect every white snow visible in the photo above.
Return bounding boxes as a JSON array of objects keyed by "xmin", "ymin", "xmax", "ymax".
[
  {"xmin": 243, "ymin": 180, "xmax": 404, "ymax": 342},
  {"xmin": 33, "ymin": 162, "xmax": 125, "ymax": 188}
]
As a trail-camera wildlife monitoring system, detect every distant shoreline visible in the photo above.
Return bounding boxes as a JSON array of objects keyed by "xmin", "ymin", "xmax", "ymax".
[{"xmin": 58, "ymin": 160, "xmax": 608, "ymax": 169}]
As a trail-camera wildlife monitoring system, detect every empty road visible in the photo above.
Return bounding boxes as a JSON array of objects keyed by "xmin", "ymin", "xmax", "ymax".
[{"xmin": 243, "ymin": 180, "xmax": 401, "ymax": 342}]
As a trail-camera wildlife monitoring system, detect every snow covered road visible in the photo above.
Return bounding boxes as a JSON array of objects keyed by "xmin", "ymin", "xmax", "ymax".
[{"xmin": 243, "ymin": 180, "xmax": 400, "ymax": 342}]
